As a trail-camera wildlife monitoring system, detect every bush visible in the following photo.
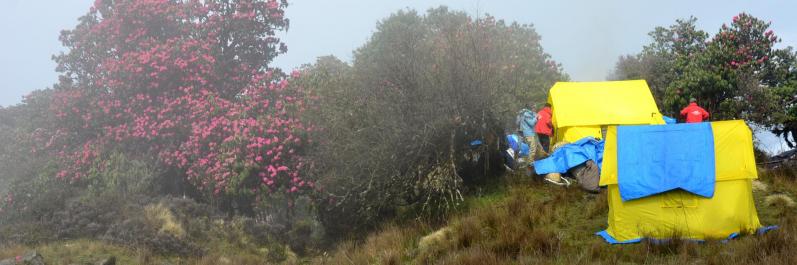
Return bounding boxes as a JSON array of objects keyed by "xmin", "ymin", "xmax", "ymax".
[{"xmin": 299, "ymin": 7, "xmax": 566, "ymax": 239}]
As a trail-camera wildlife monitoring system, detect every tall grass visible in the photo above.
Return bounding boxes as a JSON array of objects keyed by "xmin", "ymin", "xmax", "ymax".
[
  {"xmin": 1, "ymin": 169, "xmax": 796, "ymax": 264},
  {"xmin": 318, "ymin": 169, "xmax": 797, "ymax": 265}
]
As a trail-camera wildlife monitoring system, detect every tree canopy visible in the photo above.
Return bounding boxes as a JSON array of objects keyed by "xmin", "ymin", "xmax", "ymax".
[
  {"xmin": 45, "ymin": 0, "xmax": 312, "ymax": 200},
  {"xmin": 612, "ymin": 13, "xmax": 797, "ymax": 147},
  {"xmin": 299, "ymin": 7, "xmax": 567, "ymax": 238}
]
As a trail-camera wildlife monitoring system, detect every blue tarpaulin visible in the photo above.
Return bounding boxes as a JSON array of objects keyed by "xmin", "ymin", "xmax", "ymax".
[
  {"xmin": 534, "ymin": 137, "xmax": 604, "ymax": 175},
  {"xmin": 597, "ymin": 226, "xmax": 779, "ymax": 244},
  {"xmin": 506, "ymin": 134, "xmax": 530, "ymax": 158},
  {"xmin": 663, "ymin": 116, "xmax": 677, "ymax": 124},
  {"xmin": 616, "ymin": 123, "xmax": 716, "ymax": 201}
]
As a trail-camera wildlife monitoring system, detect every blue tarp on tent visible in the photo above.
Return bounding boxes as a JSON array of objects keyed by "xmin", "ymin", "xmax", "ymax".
[
  {"xmin": 616, "ymin": 122, "xmax": 716, "ymax": 201},
  {"xmin": 597, "ymin": 226, "xmax": 779, "ymax": 244},
  {"xmin": 534, "ymin": 137, "xmax": 604, "ymax": 175},
  {"xmin": 663, "ymin": 116, "xmax": 677, "ymax": 124}
]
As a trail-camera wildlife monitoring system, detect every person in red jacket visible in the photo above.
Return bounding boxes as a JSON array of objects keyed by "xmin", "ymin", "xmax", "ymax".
[
  {"xmin": 535, "ymin": 103, "xmax": 553, "ymax": 153},
  {"xmin": 680, "ymin": 98, "xmax": 710, "ymax": 123}
]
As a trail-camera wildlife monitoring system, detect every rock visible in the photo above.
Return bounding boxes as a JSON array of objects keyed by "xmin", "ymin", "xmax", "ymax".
[
  {"xmin": 0, "ymin": 258, "xmax": 15, "ymax": 265},
  {"xmin": 86, "ymin": 222, "xmax": 102, "ymax": 234},
  {"xmin": 96, "ymin": 256, "xmax": 116, "ymax": 265},
  {"xmin": 21, "ymin": 251, "xmax": 45, "ymax": 265}
]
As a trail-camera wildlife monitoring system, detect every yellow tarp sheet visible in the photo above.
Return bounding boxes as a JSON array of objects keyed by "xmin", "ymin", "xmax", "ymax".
[
  {"xmin": 600, "ymin": 120, "xmax": 758, "ymax": 186},
  {"xmin": 599, "ymin": 120, "xmax": 761, "ymax": 241},
  {"xmin": 547, "ymin": 80, "xmax": 663, "ymax": 128}
]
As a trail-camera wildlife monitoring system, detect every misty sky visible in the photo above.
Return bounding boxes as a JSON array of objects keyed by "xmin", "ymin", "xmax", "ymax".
[{"xmin": 0, "ymin": 0, "xmax": 794, "ymax": 152}]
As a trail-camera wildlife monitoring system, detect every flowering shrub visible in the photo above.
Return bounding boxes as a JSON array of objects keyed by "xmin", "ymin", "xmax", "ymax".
[
  {"xmin": 44, "ymin": 0, "xmax": 311, "ymax": 198},
  {"xmin": 612, "ymin": 13, "xmax": 796, "ymax": 134}
]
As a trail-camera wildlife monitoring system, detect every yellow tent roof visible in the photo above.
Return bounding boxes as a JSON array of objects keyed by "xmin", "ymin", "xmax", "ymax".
[{"xmin": 547, "ymin": 80, "xmax": 663, "ymax": 128}]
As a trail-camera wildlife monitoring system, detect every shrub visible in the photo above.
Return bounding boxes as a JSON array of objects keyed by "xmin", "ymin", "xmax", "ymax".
[
  {"xmin": 300, "ymin": 7, "xmax": 566, "ymax": 239},
  {"xmin": 42, "ymin": 0, "xmax": 311, "ymax": 212}
]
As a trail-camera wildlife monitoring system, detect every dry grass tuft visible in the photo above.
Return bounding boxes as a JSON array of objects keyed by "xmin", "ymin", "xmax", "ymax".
[
  {"xmin": 753, "ymin": 180, "xmax": 769, "ymax": 193},
  {"xmin": 5, "ymin": 166, "xmax": 797, "ymax": 265},
  {"xmin": 0, "ymin": 245, "xmax": 26, "ymax": 260},
  {"xmin": 314, "ymin": 167, "xmax": 797, "ymax": 265},
  {"xmin": 320, "ymin": 224, "xmax": 422, "ymax": 264},
  {"xmin": 437, "ymin": 245, "xmax": 503, "ymax": 265},
  {"xmin": 417, "ymin": 227, "xmax": 453, "ymax": 257},
  {"xmin": 765, "ymin": 194, "xmax": 797, "ymax": 208},
  {"xmin": 144, "ymin": 202, "xmax": 186, "ymax": 238}
]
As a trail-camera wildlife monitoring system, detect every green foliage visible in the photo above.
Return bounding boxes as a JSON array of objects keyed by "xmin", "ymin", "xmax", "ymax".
[
  {"xmin": 81, "ymin": 151, "xmax": 159, "ymax": 197},
  {"xmin": 610, "ymin": 17, "xmax": 710, "ymax": 108},
  {"xmin": 0, "ymin": 90, "xmax": 72, "ymax": 221},
  {"xmin": 298, "ymin": 7, "xmax": 566, "ymax": 239},
  {"xmin": 668, "ymin": 14, "xmax": 785, "ymax": 122},
  {"xmin": 612, "ymin": 14, "xmax": 797, "ymax": 148}
]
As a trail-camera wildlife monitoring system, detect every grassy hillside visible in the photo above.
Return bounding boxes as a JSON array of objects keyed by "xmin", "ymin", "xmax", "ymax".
[
  {"xmin": 316, "ymin": 168, "xmax": 797, "ymax": 265},
  {"xmin": 1, "ymin": 167, "xmax": 796, "ymax": 264}
]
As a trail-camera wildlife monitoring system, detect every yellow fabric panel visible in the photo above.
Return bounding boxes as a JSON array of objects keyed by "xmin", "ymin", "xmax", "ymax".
[
  {"xmin": 712, "ymin": 120, "xmax": 758, "ymax": 181},
  {"xmin": 554, "ymin": 126, "xmax": 602, "ymax": 144},
  {"xmin": 548, "ymin": 80, "xmax": 662, "ymax": 128},
  {"xmin": 599, "ymin": 120, "xmax": 758, "ymax": 186},
  {"xmin": 599, "ymin": 126, "xmax": 618, "ymax": 186},
  {"xmin": 603, "ymin": 179, "xmax": 761, "ymax": 241},
  {"xmin": 650, "ymin": 113, "xmax": 667, "ymax": 125}
]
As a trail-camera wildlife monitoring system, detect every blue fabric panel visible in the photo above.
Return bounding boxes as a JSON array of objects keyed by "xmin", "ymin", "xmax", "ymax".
[
  {"xmin": 757, "ymin": 225, "xmax": 779, "ymax": 235},
  {"xmin": 506, "ymin": 134, "xmax": 521, "ymax": 152},
  {"xmin": 595, "ymin": 230, "xmax": 642, "ymax": 244},
  {"xmin": 663, "ymin": 116, "xmax": 677, "ymax": 124},
  {"xmin": 721, "ymin": 226, "xmax": 778, "ymax": 243},
  {"xmin": 534, "ymin": 137, "xmax": 604, "ymax": 175},
  {"xmin": 616, "ymin": 123, "xmax": 715, "ymax": 201},
  {"xmin": 599, "ymin": 226, "xmax": 779, "ymax": 244},
  {"xmin": 519, "ymin": 142, "xmax": 530, "ymax": 157},
  {"xmin": 505, "ymin": 134, "xmax": 529, "ymax": 157}
]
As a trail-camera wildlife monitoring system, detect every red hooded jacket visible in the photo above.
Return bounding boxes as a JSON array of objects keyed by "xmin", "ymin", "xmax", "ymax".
[
  {"xmin": 534, "ymin": 106, "xmax": 553, "ymax": 136},
  {"xmin": 680, "ymin": 103, "xmax": 709, "ymax": 123}
]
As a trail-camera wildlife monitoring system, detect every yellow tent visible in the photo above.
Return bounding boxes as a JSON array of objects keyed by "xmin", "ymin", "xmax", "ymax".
[
  {"xmin": 598, "ymin": 120, "xmax": 762, "ymax": 242},
  {"xmin": 542, "ymin": 80, "xmax": 764, "ymax": 242},
  {"xmin": 546, "ymin": 80, "xmax": 664, "ymax": 144}
]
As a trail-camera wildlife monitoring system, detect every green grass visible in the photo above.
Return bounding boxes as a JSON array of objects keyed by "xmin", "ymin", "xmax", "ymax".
[
  {"xmin": 317, "ymin": 170, "xmax": 797, "ymax": 265},
  {"xmin": 2, "ymin": 170, "xmax": 796, "ymax": 264},
  {"xmin": 0, "ymin": 239, "xmax": 291, "ymax": 265}
]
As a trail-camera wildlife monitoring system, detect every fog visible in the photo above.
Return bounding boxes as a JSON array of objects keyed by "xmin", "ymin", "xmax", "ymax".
[
  {"xmin": 0, "ymin": 1, "xmax": 795, "ymax": 263},
  {"xmin": 3, "ymin": 1, "xmax": 796, "ymax": 108}
]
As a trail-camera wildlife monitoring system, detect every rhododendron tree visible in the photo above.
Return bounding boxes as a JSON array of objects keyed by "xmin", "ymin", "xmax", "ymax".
[
  {"xmin": 612, "ymin": 13, "xmax": 797, "ymax": 141},
  {"xmin": 610, "ymin": 17, "xmax": 709, "ymax": 106},
  {"xmin": 44, "ymin": 0, "xmax": 312, "ymax": 200},
  {"xmin": 662, "ymin": 13, "xmax": 797, "ymax": 128}
]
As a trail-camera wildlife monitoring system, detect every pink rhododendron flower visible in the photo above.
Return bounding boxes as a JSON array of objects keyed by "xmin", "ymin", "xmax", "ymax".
[{"xmin": 43, "ymin": 0, "xmax": 310, "ymax": 200}]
